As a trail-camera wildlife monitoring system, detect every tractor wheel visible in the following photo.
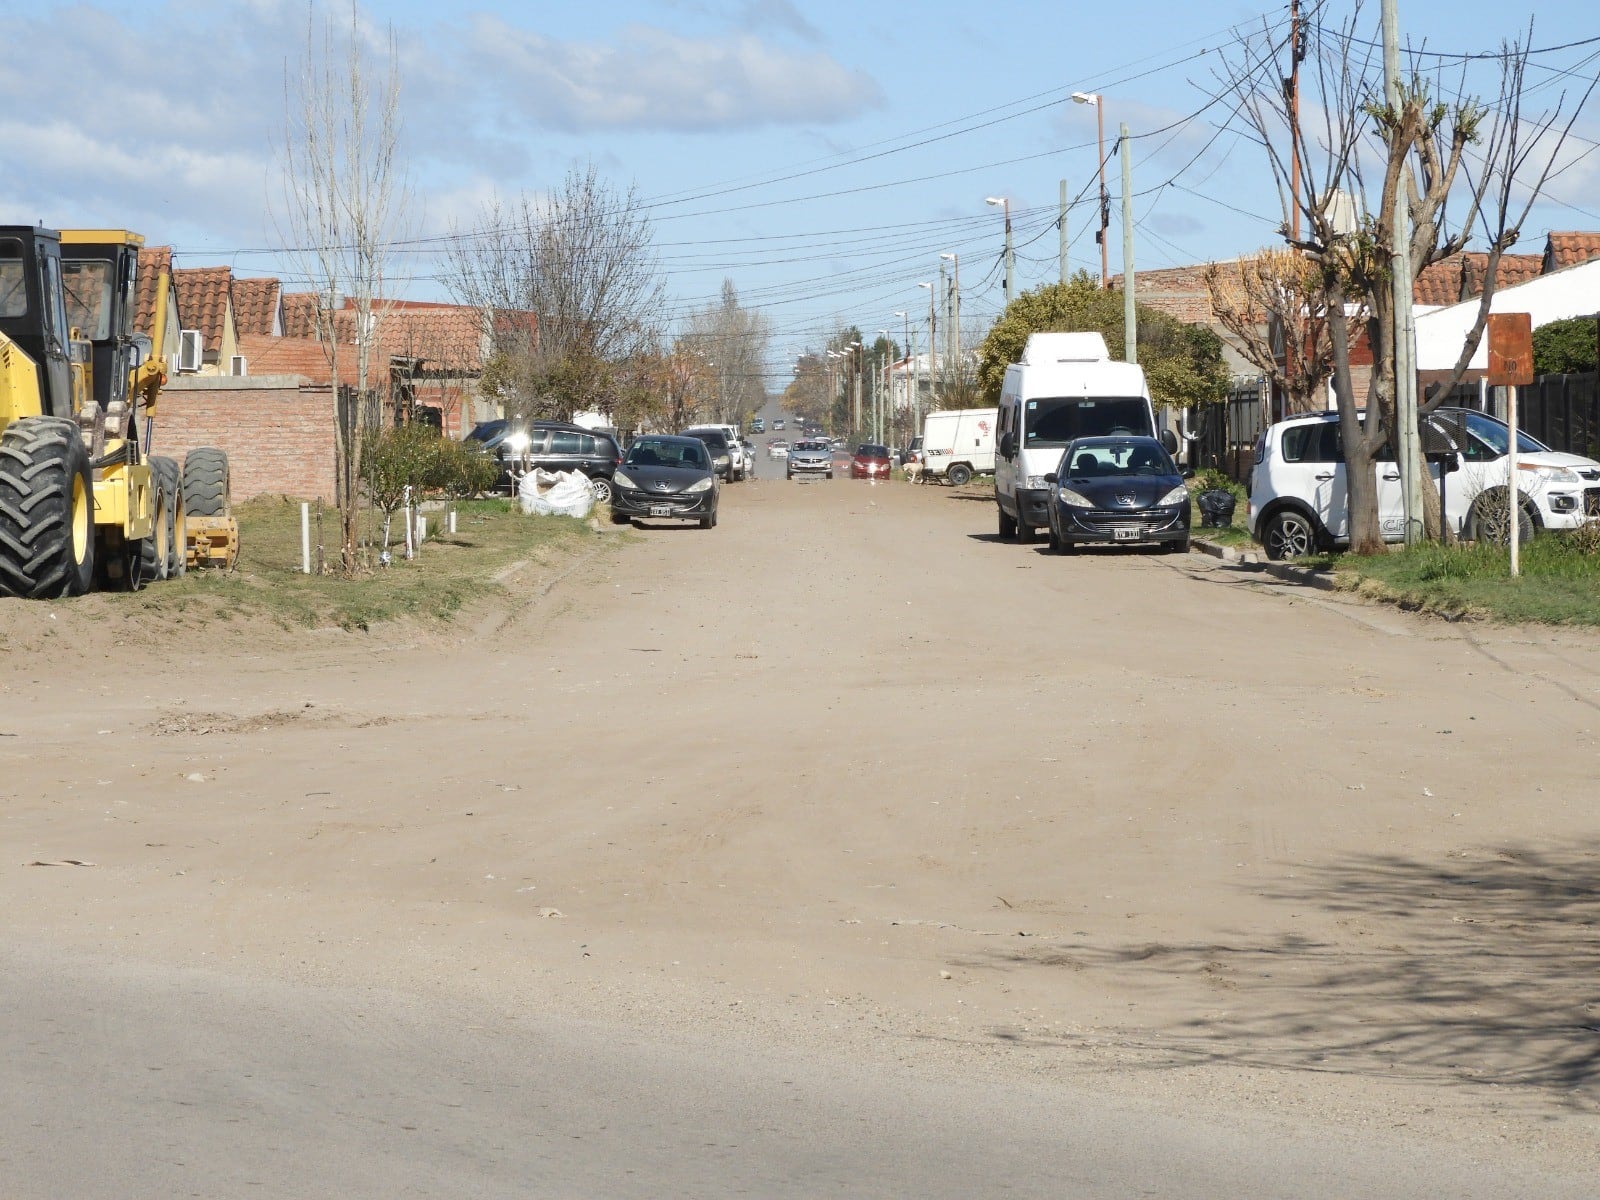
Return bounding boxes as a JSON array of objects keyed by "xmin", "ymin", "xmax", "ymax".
[
  {"xmin": 137, "ymin": 466, "xmax": 171, "ymax": 583},
  {"xmin": 0, "ymin": 416, "xmax": 96, "ymax": 598},
  {"xmin": 182, "ymin": 447, "xmax": 231, "ymax": 517},
  {"xmin": 151, "ymin": 457, "xmax": 186, "ymax": 577}
]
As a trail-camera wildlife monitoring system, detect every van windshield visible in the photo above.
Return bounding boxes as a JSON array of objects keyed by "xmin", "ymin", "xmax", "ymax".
[{"xmin": 1023, "ymin": 397, "xmax": 1151, "ymax": 449}]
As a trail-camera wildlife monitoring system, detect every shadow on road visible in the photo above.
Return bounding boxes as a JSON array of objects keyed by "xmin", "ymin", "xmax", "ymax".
[{"xmin": 961, "ymin": 842, "xmax": 1600, "ymax": 1105}]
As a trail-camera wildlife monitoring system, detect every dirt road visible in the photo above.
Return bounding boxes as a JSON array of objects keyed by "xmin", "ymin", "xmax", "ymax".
[{"xmin": 4, "ymin": 472, "xmax": 1599, "ymax": 1185}]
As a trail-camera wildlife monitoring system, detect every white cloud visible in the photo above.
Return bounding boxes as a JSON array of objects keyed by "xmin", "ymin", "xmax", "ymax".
[{"xmin": 458, "ymin": 18, "xmax": 882, "ymax": 133}]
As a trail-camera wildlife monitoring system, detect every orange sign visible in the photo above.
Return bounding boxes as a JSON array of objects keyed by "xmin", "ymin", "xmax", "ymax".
[{"xmin": 1486, "ymin": 312, "xmax": 1534, "ymax": 387}]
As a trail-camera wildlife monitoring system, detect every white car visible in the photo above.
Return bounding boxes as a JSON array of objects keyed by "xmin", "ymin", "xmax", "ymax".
[
  {"xmin": 768, "ymin": 440, "xmax": 789, "ymax": 459},
  {"xmin": 1249, "ymin": 407, "xmax": 1600, "ymax": 558}
]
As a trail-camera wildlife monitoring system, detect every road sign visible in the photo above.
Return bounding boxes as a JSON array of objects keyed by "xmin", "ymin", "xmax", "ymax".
[{"xmin": 1486, "ymin": 312, "xmax": 1534, "ymax": 387}]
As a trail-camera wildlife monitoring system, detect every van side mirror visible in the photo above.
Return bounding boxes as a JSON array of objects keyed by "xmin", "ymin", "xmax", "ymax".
[
  {"xmin": 1160, "ymin": 428, "xmax": 1179, "ymax": 454},
  {"xmin": 999, "ymin": 433, "xmax": 1015, "ymax": 458}
]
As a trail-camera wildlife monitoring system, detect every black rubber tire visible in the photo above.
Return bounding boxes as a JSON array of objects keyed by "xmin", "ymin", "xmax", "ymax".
[
  {"xmin": 152, "ymin": 457, "xmax": 186, "ymax": 578},
  {"xmin": 700, "ymin": 508, "xmax": 718, "ymax": 529},
  {"xmin": 826, "ymin": 472, "xmax": 834, "ymax": 480},
  {"xmin": 589, "ymin": 476, "xmax": 614, "ymax": 504},
  {"xmin": 182, "ymin": 447, "xmax": 231, "ymax": 518},
  {"xmin": 98, "ymin": 533, "xmax": 144, "ymax": 592},
  {"xmin": 137, "ymin": 464, "xmax": 171, "ymax": 583},
  {"xmin": 1046, "ymin": 518, "xmax": 1063, "ymax": 553},
  {"xmin": 947, "ymin": 463, "xmax": 973, "ymax": 487},
  {"xmin": 1465, "ymin": 488, "xmax": 1536, "ymax": 546},
  {"xmin": 1165, "ymin": 536, "xmax": 1191, "ymax": 555},
  {"xmin": 998, "ymin": 506, "xmax": 1017, "ymax": 540},
  {"xmin": 0, "ymin": 416, "xmax": 96, "ymax": 598},
  {"xmin": 1263, "ymin": 510, "xmax": 1318, "ymax": 560}
]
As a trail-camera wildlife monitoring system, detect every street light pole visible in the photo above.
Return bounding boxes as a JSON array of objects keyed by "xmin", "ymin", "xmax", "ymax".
[
  {"xmin": 877, "ymin": 329, "xmax": 890, "ymax": 443},
  {"xmin": 850, "ymin": 340, "xmax": 863, "ymax": 435},
  {"xmin": 895, "ymin": 310, "xmax": 910, "ymax": 446},
  {"xmin": 940, "ymin": 252, "xmax": 961, "ymax": 389},
  {"xmin": 1120, "ymin": 122, "xmax": 1136, "ymax": 365},
  {"xmin": 985, "ymin": 197, "xmax": 1013, "ymax": 306},
  {"xmin": 918, "ymin": 281, "xmax": 937, "ymax": 427},
  {"xmin": 1073, "ymin": 92, "xmax": 1109, "ymax": 287}
]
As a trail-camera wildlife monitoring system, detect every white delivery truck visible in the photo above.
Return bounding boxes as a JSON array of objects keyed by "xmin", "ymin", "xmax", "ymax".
[
  {"xmin": 921, "ymin": 407, "xmax": 997, "ymax": 486},
  {"xmin": 993, "ymin": 332, "xmax": 1175, "ymax": 540}
]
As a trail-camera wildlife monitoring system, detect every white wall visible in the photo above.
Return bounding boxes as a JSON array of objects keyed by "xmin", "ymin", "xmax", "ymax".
[{"xmin": 1414, "ymin": 259, "xmax": 1600, "ymax": 371}]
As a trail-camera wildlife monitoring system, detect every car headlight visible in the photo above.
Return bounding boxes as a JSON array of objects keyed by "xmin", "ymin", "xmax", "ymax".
[
  {"xmin": 1157, "ymin": 485, "xmax": 1190, "ymax": 506},
  {"xmin": 1057, "ymin": 486, "xmax": 1094, "ymax": 507},
  {"xmin": 684, "ymin": 476, "xmax": 712, "ymax": 493},
  {"xmin": 613, "ymin": 470, "xmax": 636, "ymax": 489},
  {"xmin": 1026, "ymin": 475, "xmax": 1050, "ymax": 490},
  {"xmin": 1527, "ymin": 464, "xmax": 1581, "ymax": 484},
  {"xmin": 504, "ymin": 431, "xmax": 532, "ymax": 453}
]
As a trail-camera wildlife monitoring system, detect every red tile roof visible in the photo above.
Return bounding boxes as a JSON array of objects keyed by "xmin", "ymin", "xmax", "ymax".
[
  {"xmin": 232, "ymin": 277, "xmax": 281, "ymax": 336},
  {"xmin": 1413, "ymin": 252, "xmax": 1541, "ymax": 306},
  {"xmin": 1545, "ymin": 232, "xmax": 1600, "ymax": 271},
  {"xmin": 134, "ymin": 246, "xmax": 172, "ymax": 335},
  {"xmin": 170, "ymin": 266, "xmax": 233, "ymax": 352},
  {"xmin": 281, "ymin": 292, "xmax": 322, "ymax": 339}
]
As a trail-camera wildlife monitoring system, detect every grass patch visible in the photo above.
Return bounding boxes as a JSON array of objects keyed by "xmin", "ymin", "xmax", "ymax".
[
  {"xmin": 1333, "ymin": 535, "xmax": 1600, "ymax": 624},
  {"xmin": 123, "ymin": 496, "xmax": 607, "ymax": 631}
]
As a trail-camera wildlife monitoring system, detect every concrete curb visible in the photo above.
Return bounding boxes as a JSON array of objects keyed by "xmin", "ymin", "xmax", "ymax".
[{"xmin": 1190, "ymin": 536, "xmax": 1340, "ymax": 592}]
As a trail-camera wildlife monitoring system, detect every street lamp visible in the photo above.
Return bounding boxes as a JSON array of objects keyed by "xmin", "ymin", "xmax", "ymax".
[
  {"xmin": 939, "ymin": 252, "xmax": 961, "ymax": 386},
  {"xmin": 984, "ymin": 197, "xmax": 1013, "ymax": 306},
  {"xmin": 1072, "ymin": 92, "xmax": 1109, "ymax": 288}
]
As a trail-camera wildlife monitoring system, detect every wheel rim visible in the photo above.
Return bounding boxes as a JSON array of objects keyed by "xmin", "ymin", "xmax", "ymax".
[
  {"xmin": 1270, "ymin": 514, "xmax": 1314, "ymax": 558},
  {"xmin": 70, "ymin": 472, "xmax": 91, "ymax": 567},
  {"xmin": 591, "ymin": 478, "xmax": 613, "ymax": 503}
]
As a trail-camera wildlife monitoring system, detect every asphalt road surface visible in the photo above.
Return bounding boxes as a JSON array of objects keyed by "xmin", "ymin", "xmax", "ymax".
[{"xmin": 4, "ymin": 470, "xmax": 1598, "ymax": 1196}]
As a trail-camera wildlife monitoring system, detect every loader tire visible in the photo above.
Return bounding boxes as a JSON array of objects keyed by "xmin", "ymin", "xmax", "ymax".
[
  {"xmin": 151, "ymin": 457, "xmax": 186, "ymax": 578},
  {"xmin": 138, "ymin": 463, "xmax": 172, "ymax": 584},
  {"xmin": 0, "ymin": 416, "xmax": 96, "ymax": 598},
  {"xmin": 182, "ymin": 447, "xmax": 231, "ymax": 518}
]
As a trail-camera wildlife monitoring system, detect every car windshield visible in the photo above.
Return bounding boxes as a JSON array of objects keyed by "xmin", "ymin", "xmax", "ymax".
[
  {"xmin": 628, "ymin": 439, "xmax": 708, "ymax": 469},
  {"xmin": 1063, "ymin": 439, "xmax": 1176, "ymax": 478},
  {"xmin": 1024, "ymin": 397, "xmax": 1151, "ymax": 449},
  {"xmin": 1457, "ymin": 410, "xmax": 1552, "ymax": 457},
  {"xmin": 796, "ymin": 440, "xmax": 826, "ymax": 452},
  {"xmin": 857, "ymin": 445, "xmax": 889, "ymax": 458}
]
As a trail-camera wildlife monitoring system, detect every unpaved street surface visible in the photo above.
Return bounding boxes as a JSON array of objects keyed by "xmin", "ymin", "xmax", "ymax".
[{"xmin": 5, "ymin": 473, "xmax": 1600, "ymax": 1194}]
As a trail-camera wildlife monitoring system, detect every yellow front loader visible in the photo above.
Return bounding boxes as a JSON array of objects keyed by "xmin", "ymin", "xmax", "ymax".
[{"xmin": 1, "ymin": 226, "xmax": 164, "ymax": 596}]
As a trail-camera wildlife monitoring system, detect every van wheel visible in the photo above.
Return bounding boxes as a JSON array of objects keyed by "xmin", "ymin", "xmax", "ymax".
[
  {"xmin": 1016, "ymin": 500, "xmax": 1034, "ymax": 543},
  {"xmin": 947, "ymin": 463, "xmax": 973, "ymax": 487},
  {"xmin": 998, "ymin": 507, "xmax": 1017, "ymax": 540},
  {"xmin": 1263, "ymin": 510, "xmax": 1317, "ymax": 560}
]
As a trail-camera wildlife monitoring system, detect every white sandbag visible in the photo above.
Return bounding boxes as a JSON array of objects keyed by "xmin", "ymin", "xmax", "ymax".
[{"xmin": 518, "ymin": 468, "xmax": 596, "ymax": 518}]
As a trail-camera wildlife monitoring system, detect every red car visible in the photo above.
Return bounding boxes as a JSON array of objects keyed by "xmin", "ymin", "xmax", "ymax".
[{"xmin": 850, "ymin": 443, "xmax": 893, "ymax": 480}]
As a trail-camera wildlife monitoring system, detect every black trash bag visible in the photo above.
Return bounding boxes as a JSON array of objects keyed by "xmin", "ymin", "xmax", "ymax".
[{"xmin": 1196, "ymin": 488, "xmax": 1237, "ymax": 528}]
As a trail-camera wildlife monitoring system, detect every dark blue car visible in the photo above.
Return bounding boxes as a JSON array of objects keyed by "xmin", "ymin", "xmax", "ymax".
[{"xmin": 1043, "ymin": 436, "xmax": 1192, "ymax": 554}]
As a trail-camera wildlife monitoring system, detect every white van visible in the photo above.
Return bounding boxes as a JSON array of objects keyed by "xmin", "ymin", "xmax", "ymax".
[
  {"xmin": 921, "ymin": 407, "xmax": 997, "ymax": 486},
  {"xmin": 994, "ymin": 332, "xmax": 1172, "ymax": 540}
]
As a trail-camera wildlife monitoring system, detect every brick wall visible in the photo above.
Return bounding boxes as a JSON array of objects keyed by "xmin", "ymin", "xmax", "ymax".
[{"xmin": 157, "ymin": 376, "xmax": 336, "ymax": 501}]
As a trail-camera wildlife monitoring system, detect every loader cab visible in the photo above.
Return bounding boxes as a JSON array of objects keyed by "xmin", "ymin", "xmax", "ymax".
[
  {"xmin": 0, "ymin": 227, "xmax": 75, "ymax": 421},
  {"xmin": 58, "ymin": 230, "xmax": 144, "ymax": 411}
]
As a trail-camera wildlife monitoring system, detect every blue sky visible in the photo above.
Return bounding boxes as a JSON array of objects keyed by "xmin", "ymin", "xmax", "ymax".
[{"xmin": 6, "ymin": 0, "xmax": 1598, "ymax": 376}]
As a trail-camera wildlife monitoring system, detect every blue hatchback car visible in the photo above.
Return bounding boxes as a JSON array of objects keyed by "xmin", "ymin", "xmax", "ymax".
[{"xmin": 1043, "ymin": 435, "xmax": 1192, "ymax": 554}]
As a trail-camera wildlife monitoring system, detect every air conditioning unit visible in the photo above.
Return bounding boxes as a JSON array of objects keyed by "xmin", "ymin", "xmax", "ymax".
[
  {"xmin": 229, "ymin": 355, "xmax": 248, "ymax": 377},
  {"xmin": 177, "ymin": 329, "xmax": 204, "ymax": 373}
]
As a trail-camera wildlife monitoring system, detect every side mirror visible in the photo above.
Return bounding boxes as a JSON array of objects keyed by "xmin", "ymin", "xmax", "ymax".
[
  {"xmin": 1182, "ymin": 467, "xmax": 1195, "ymax": 479},
  {"xmin": 1160, "ymin": 428, "xmax": 1179, "ymax": 454},
  {"xmin": 1443, "ymin": 452, "xmax": 1461, "ymax": 474},
  {"xmin": 999, "ymin": 433, "xmax": 1015, "ymax": 458},
  {"xmin": 1043, "ymin": 471, "xmax": 1058, "ymax": 485}
]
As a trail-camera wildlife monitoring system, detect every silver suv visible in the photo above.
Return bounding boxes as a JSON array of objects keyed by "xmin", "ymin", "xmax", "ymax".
[{"xmin": 1248, "ymin": 407, "xmax": 1600, "ymax": 558}]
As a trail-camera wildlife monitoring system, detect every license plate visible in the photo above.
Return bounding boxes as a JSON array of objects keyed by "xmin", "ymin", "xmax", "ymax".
[
  {"xmin": 649, "ymin": 504, "xmax": 673, "ymax": 517},
  {"xmin": 1112, "ymin": 526, "xmax": 1140, "ymax": 541}
]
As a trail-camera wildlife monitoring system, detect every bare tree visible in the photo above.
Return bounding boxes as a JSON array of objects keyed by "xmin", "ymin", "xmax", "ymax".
[
  {"xmin": 446, "ymin": 167, "xmax": 666, "ymax": 423},
  {"xmin": 277, "ymin": 0, "xmax": 408, "ymax": 574},
  {"xmin": 1218, "ymin": 5, "xmax": 1592, "ymax": 551},
  {"xmin": 682, "ymin": 280, "xmax": 772, "ymax": 424},
  {"xmin": 1206, "ymin": 250, "xmax": 1362, "ymax": 414}
]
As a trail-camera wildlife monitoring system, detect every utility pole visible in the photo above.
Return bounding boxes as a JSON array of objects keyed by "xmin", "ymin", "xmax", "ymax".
[
  {"xmin": 986, "ymin": 197, "xmax": 1013, "ymax": 306},
  {"xmin": 1059, "ymin": 179, "xmax": 1069, "ymax": 285},
  {"xmin": 895, "ymin": 310, "xmax": 910, "ymax": 444},
  {"xmin": 1074, "ymin": 92, "xmax": 1109, "ymax": 287},
  {"xmin": 1383, "ymin": 0, "xmax": 1423, "ymax": 543},
  {"xmin": 1288, "ymin": 0, "xmax": 1304, "ymax": 241},
  {"xmin": 918, "ymin": 280, "xmax": 937, "ymax": 424},
  {"xmin": 938, "ymin": 258, "xmax": 950, "ymax": 382},
  {"xmin": 941, "ymin": 253, "xmax": 962, "ymax": 393},
  {"xmin": 1120, "ymin": 123, "xmax": 1136, "ymax": 364}
]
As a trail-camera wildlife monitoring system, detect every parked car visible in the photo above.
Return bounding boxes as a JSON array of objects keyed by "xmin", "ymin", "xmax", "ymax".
[
  {"xmin": 850, "ymin": 444, "xmax": 893, "ymax": 480},
  {"xmin": 680, "ymin": 427, "xmax": 738, "ymax": 481},
  {"xmin": 787, "ymin": 438, "xmax": 834, "ymax": 480},
  {"xmin": 773, "ymin": 419, "xmax": 785, "ymax": 431},
  {"xmin": 466, "ymin": 420, "xmax": 623, "ymax": 500},
  {"xmin": 751, "ymin": 417, "xmax": 766, "ymax": 434},
  {"xmin": 897, "ymin": 436, "xmax": 924, "ymax": 468},
  {"xmin": 610, "ymin": 435, "xmax": 719, "ymax": 529},
  {"xmin": 1248, "ymin": 407, "xmax": 1600, "ymax": 559},
  {"xmin": 768, "ymin": 440, "xmax": 789, "ymax": 459},
  {"xmin": 1043, "ymin": 436, "xmax": 1192, "ymax": 554}
]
